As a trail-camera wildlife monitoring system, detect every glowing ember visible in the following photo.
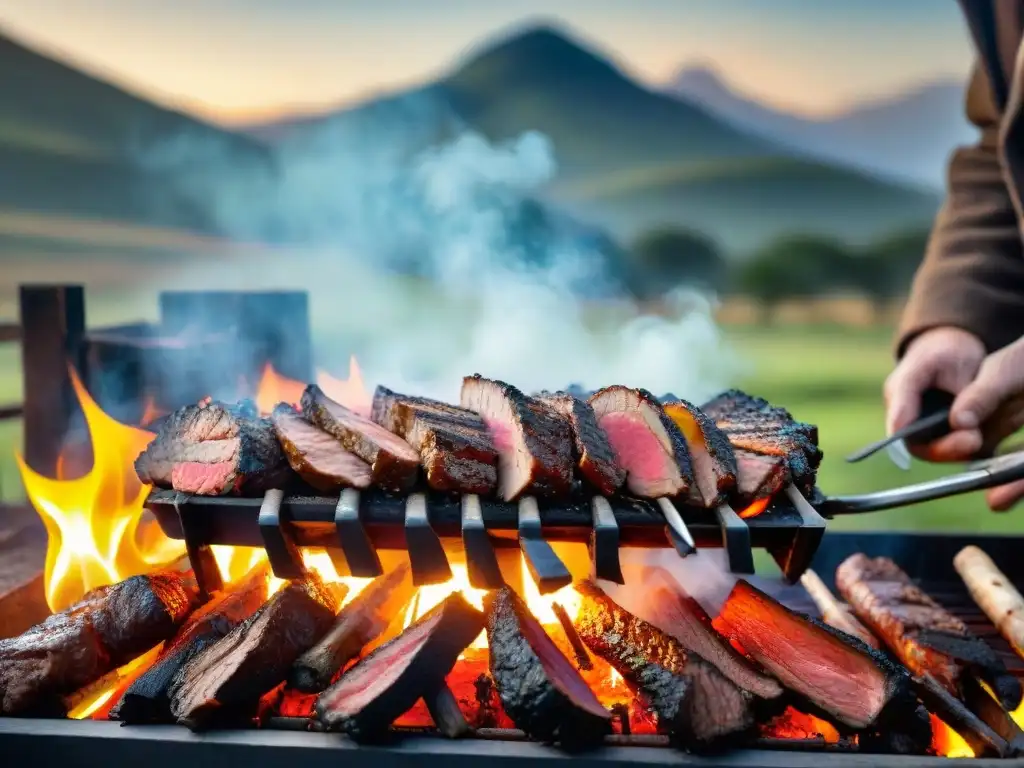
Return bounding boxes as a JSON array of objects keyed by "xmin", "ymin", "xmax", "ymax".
[
  {"xmin": 930, "ymin": 714, "xmax": 974, "ymax": 758},
  {"xmin": 738, "ymin": 496, "xmax": 771, "ymax": 519},
  {"xmin": 253, "ymin": 356, "xmax": 372, "ymax": 417},
  {"xmin": 16, "ymin": 367, "xmax": 184, "ymax": 612}
]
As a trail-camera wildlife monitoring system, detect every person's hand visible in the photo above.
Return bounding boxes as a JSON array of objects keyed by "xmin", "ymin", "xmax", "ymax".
[{"xmin": 884, "ymin": 326, "xmax": 986, "ymax": 462}]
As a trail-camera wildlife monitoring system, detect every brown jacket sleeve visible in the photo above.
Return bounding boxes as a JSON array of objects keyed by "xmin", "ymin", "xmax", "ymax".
[{"xmin": 896, "ymin": 62, "xmax": 1024, "ymax": 356}]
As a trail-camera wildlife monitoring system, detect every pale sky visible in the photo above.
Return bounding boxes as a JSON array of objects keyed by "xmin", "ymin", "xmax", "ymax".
[{"xmin": 2, "ymin": 0, "xmax": 975, "ymax": 125}]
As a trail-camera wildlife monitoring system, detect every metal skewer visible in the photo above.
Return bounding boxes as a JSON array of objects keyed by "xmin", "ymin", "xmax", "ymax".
[{"xmin": 656, "ymin": 497, "xmax": 696, "ymax": 557}]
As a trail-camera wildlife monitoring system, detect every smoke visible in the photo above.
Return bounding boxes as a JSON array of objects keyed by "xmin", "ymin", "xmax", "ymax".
[{"xmin": 144, "ymin": 99, "xmax": 738, "ymax": 404}]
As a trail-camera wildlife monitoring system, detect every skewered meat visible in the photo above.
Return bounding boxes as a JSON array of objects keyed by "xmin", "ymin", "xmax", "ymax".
[
  {"xmin": 662, "ymin": 398, "xmax": 737, "ymax": 508},
  {"xmin": 302, "ymin": 384, "xmax": 420, "ymax": 493},
  {"xmin": 168, "ymin": 574, "xmax": 340, "ymax": 730},
  {"xmin": 461, "ymin": 375, "xmax": 574, "ymax": 500},
  {"xmin": 315, "ymin": 592, "xmax": 484, "ymax": 741},
  {"xmin": 0, "ymin": 570, "xmax": 199, "ymax": 715},
  {"xmin": 589, "ymin": 386, "xmax": 695, "ymax": 499},
  {"xmin": 836, "ymin": 554, "xmax": 1023, "ymax": 710},
  {"xmin": 371, "ymin": 386, "xmax": 498, "ymax": 495},
  {"xmin": 271, "ymin": 404, "xmax": 371, "ymax": 491},
  {"xmin": 574, "ymin": 580, "xmax": 754, "ymax": 749},
  {"xmin": 535, "ymin": 391, "xmax": 626, "ymax": 496},
  {"xmin": 486, "ymin": 586, "xmax": 611, "ymax": 746},
  {"xmin": 135, "ymin": 400, "xmax": 288, "ymax": 495}
]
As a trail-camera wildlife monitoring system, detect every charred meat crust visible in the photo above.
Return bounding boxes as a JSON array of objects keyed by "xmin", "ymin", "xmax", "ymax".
[
  {"xmin": 271, "ymin": 403, "xmax": 372, "ymax": 492},
  {"xmin": 733, "ymin": 450, "xmax": 789, "ymax": 507},
  {"xmin": 461, "ymin": 375, "xmax": 575, "ymax": 500},
  {"xmin": 835, "ymin": 554, "xmax": 1023, "ymax": 710},
  {"xmin": 314, "ymin": 592, "xmax": 484, "ymax": 741},
  {"xmin": 302, "ymin": 384, "xmax": 420, "ymax": 493},
  {"xmin": 0, "ymin": 570, "xmax": 199, "ymax": 716},
  {"xmin": 168, "ymin": 575, "xmax": 339, "ymax": 730},
  {"xmin": 535, "ymin": 391, "xmax": 626, "ymax": 496},
  {"xmin": 663, "ymin": 398, "xmax": 737, "ymax": 508},
  {"xmin": 486, "ymin": 587, "xmax": 610, "ymax": 747},
  {"xmin": 573, "ymin": 580, "xmax": 754, "ymax": 749},
  {"xmin": 135, "ymin": 400, "xmax": 289, "ymax": 496}
]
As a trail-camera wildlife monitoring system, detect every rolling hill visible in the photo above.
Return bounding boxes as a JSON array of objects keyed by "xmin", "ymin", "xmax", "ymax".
[
  {"xmin": 0, "ymin": 29, "xmax": 276, "ymax": 234},
  {"xmin": 666, "ymin": 64, "xmax": 972, "ymax": 189},
  {"xmin": 248, "ymin": 25, "xmax": 940, "ymax": 252}
]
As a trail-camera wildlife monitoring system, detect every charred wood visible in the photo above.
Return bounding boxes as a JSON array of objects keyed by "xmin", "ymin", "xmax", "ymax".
[
  {"xmin": 551, "ymin": 601, "xmax": 592, "ymax": 671},
  {"xmin": 424, "ymin": 683, "xmax": 472, "ymax": 739}
]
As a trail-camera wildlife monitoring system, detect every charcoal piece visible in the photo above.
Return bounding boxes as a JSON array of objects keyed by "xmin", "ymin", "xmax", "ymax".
[
  {"xmin": 662, "ymin": 398, "xmax": 738, "ymax": 508},
  {"xmin": 486, "ymin": 587, "xmax": 610, "ymax": 747},
  {"xmin": 314, "ymin": 592, "xmax": 484, "ymax": 741},
  {"xmin": 0, "ymin": 570, "xmax": 199, "ymax": 715},
  {"xmin": 112, "ymin": 564, "xmax": 270, "ymax": 723},
  {"xmin": 718, "ymin": 579, "xmax": 920, "ymax": 736},
  {"xmin": 632, "ymin": 567, "xmax": 783, "ymax": 701},
  {"xmin": 733, "ymin": 450, "xmax": 789, "ymax": 508},
  {"xmin": 168, "ymin": 574, "xmax": 340, "ymax": 730},
  {"xmin": 836, "ymin": 554, "xmax": 1023, "ymax": 710},
  {"xmin": 460, "ymin": 375, "xmax": 575, "ymax": 501},
  {"xmin": 135, "ymin": 399, "xmax": 289, "ymax": 496},
  {"xmin": 534, "ymin": 391, "xmax": 626, "ymax": 496},
  {"xmin": 573, "ymin": 580, "xmax": 754, "ymax": 750},
  {"xmin": 271, "ymin": 404, "xmax": 371, "ymax": 492},
  {"xmin": 370, "ymin": 386, "xmax": 498, "ymax": 495},
  {"xmin": 588, "ymin": 386, "xmax": 695, "ymax": 500},
  {"xmin": 302, "ymin": 384, "xmax": 419, "ymax": 493},
  {"xmin": 288, "ymin": 562, "xmax": 415, "ymax": 693}
]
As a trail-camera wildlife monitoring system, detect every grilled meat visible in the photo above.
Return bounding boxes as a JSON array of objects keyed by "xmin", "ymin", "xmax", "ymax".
[
  {"xmin": 168, "ymin": 574, "xmax": 340, "ymax": 730},
  {"xmin": 289, "ymin": 562, "xmax": 415, "ymax": 693},
  {"xmin": 315, "ymin": 592, "xmax": 484, "ymax": 741},
  {"xmin": 535, "ymin": 391, "xmax": 626, "ymax": 496},
  {"xmin": 836, "ymin": 554, "xmax": 1023, "ymax": 710},
  {"xmin": 135, "ymin": 400, "xmax": 289, "ymax": 496},
  {"xmin": 718, "ymin": 579, "xmax": 917, "ymax": 733},
  {"xmin": 662, "ymin": 399, "xmax": 737, "ymax": 508},
  {"xmin": 733, "ymin": 450, "xmax": 789, "ymax": 508},
  {"xmin": 701, "ymin": 390, "xmax": 819, "ymax": 444},
  {"xmin": 112, "ymin": 564, "xmax": 270, "ymax": 723},
  {"xmin": 460, "ymin": 375, "xmax": 574, "ymax": 501},
  {"xmin": 271, "ymin": 403, "xmax": 371, "ymax": 492},
  {"xmin": 370, "ymin": 386, "xmax": 498, "ymax": 495},
  {"xmin": 302, "ymin": 384, "xmax": 420, "ymax": 493},
  {"xmin": 486, "ymin": 586, "xmax": 610, "ymax": 746},
  {"xmin": 588, "ymin": 386, "xmax": 695, "ymax": 500},
  {"xmin": 574, "ymin": 580, "xmax": 754, "ymax": 749},
  {"xmin": 0, "ymin": 570, "xmax": 199, "ymax": 716}
]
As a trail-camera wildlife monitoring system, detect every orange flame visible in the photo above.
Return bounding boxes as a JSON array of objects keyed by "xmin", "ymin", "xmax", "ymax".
[
  {"xmin": 16, "ymin": 368, "xmax": 184, "ymax": 612},
  {"xmin": 253, "ymin": 356, "xmax": 372, "ymax": 417},
  {"xmin": 738, "ymin": 496, "xmax": 772, "ymax": 519},
  {"xmin": 253, "ymin": 362, "xmax": 307, "ymax": 416}
]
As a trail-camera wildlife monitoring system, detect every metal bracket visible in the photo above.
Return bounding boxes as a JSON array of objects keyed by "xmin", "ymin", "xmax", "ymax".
[
  {"xmin": 258, "ymin": 489, "xmax": 307, "ymax": 581},
  {"xmin": 172, "ymin": 492, "xmax": 223, "ymax": 600},
  {"xmin": 461, "ymin": 494, "xmax": 503, "ymax": 589},
  {"xmin": 404, "ymin": 493, "xmax": 453, "ymax": 586},
  {"xmin": 771, "ymin": 485, "xmax": 826, "ymax": 583},
  {"xmin": 589, "ymin": 496, "xmax": 624, "ymax": 583},
  {"xmin": 715, "ymin": 504, "xmax": 754, "ymax": 574},
  {"xmin": 333, "ymin": 489, "xmax": 383, "ymax": 578},
  {"xmin": 518, "ymin": 497, "xmax": 572, "ymax": 594}
]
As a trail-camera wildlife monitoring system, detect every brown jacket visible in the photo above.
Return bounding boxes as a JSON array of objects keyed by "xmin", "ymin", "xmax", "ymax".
[{"xmin": 898, "ymin": 0, "xmax": 1024, "ymax": 355}]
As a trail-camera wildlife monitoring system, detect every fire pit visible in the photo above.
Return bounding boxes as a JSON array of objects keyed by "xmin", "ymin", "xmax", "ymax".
[{"xmin": 5, "ymin": 366, "xmax": 1024, "ymax": 764}]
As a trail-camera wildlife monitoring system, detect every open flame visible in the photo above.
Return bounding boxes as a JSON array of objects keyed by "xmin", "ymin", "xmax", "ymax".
[
  {"xmin": 254, "ymin": 356, "xmax": 372, "ymax": 417},
  {"xmin": 738, "ymin": 496, "xmax": 771, "ymax": 519}
]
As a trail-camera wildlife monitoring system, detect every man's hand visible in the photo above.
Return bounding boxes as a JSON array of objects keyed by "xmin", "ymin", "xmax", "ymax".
[{"xmin": 884, "ymin": 326, "xmax": 986, "ymax": 462}]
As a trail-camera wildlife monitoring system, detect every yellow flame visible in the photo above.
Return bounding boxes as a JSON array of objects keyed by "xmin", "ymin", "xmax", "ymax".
[{"xmin": 16, "ymin": 367, "xmax": 184, "ymax": 612}]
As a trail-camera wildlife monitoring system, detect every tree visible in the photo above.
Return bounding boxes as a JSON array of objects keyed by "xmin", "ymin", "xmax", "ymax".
[
  {"xmin": 855, "ymin": 227, "xmax": 930, "ymax": 310},
  {"xmin": 629, "ymin": 227, "xmax": 725, "ymax": 298}
]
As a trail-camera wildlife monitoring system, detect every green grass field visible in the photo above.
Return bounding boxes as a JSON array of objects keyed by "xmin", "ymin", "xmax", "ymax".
[{"xmin": 0, "ymin": 317, "xmax": 1013, "ymax": 532}]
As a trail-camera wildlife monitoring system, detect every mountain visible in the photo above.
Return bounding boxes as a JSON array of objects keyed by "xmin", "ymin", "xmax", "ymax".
[
  {"xmin": 666, "ymin": 64, "xmax": 973, "ymax": 189},
  {"xmin": 248, "ymin": 25, "xmax": 940, "ymax": 252},
  {"xmin": 0, "ymin": 29, "xmax": 276, "ymax": 233}
]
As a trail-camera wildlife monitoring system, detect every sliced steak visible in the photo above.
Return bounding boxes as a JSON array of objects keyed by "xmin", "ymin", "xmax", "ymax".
[
  {"xmin": 588, "ymin": 386, "xmax": 695, "ymax": 499},
  {"xmin": 535, "ymin": 391, "xmax": 625, "ymax": 496},
  {"xmin": 460, "ymin": 375, "xmax": 574, "ymax": 501},
  {"xmin": 135, "ymin": 400, "xmax": 289, "ymax": 496},
  {"xmin": 302, "ymin": 384, "xmax": 419, "ymax": 493},
  {"xmin": 733, "ymin": 450, "xmax": 789, "ymax": 508},
  {"xmin": 271, "ymin": 404, "xmax": 371, "ymax": 492},
  {"xmin": 662, "ymin": 398, "xmax": 737, "ymax": 508},
  {"xmin": 836, "ymin": 554, "xmax": 1023, "ymax": 710},
  {"xmin": 370, "ymin": 385, "xmax": 498, "ymax": 495}
]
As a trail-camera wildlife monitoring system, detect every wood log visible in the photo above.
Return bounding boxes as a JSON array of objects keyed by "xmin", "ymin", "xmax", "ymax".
[
  {"xmin": 288, "ymin": 561, "xmax": 414, "ymax": 693},
  {"xmin": 799, "ymin": 569, "xmax": 878, "ymax": 649},
  {"xmin": 954, "ymin": 546, "xmax": 1024, "ymax": 658},
  {"xmin": 424, "ymin": 683, "xmax": 472, "ymax": 739}
]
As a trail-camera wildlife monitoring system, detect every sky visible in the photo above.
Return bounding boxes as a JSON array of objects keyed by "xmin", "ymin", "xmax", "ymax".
[{"xmin": 2, "ymin": 0, "xmax": 975, "ymax": 125}]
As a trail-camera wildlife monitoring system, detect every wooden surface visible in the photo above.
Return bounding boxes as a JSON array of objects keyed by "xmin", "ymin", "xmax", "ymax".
[{"xmin": 0, "ymin": 502, "xmax": 48, "ymax": 638}]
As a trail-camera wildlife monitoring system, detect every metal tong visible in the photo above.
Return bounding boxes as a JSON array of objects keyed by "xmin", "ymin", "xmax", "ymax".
[
  {"xmin": 845, "ymin": 388, "xmax": 954, "ymax": 464},
  {"xmin": 819, "ymin": 450, "xmax": 1024, "ymax": 516}
]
